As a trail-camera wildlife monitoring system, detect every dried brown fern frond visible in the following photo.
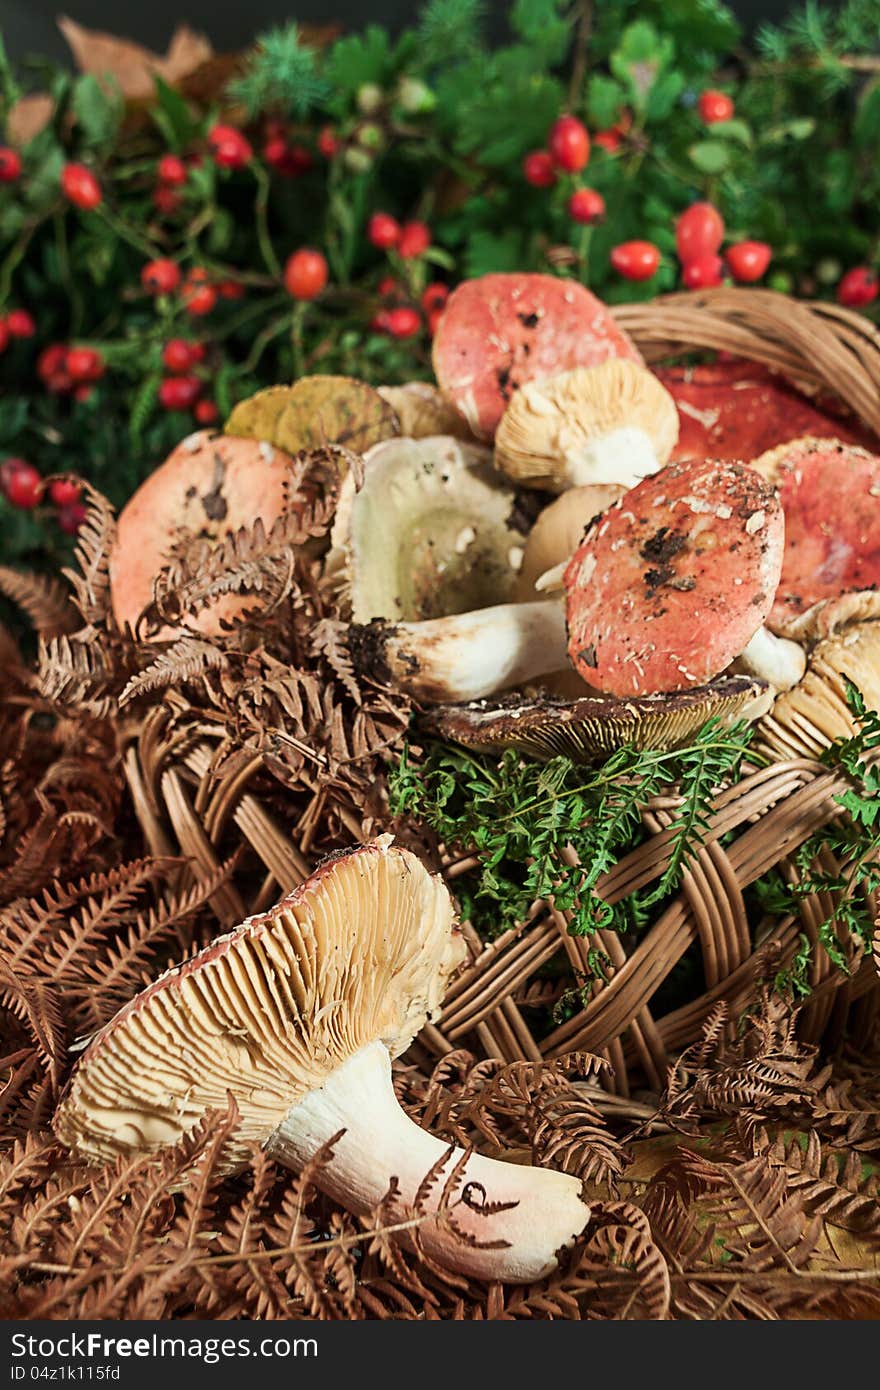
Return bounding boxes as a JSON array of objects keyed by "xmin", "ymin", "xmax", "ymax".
[
  {"xmin": 34, "ymin": 632, "xmax": 120, "ymax": 717},
  {"xmin": 658, "ymin": 994, "xmax": 819, "ymax": 1135},
  {"xmin": 0, "ymin": 567, "xmax": 77, "ymax": 639},
  {"xmin": 61, "ymin": 484, "xmax": 118, "ymax": 629},
  {"xmin": 119, "ymin": 637, "xmax": 228, "ymax": 707}
]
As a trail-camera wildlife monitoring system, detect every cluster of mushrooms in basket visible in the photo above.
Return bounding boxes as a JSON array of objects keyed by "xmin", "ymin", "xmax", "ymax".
[{"xmin": 56, "ymin": 274, "xmax": 880, "ymax": 1283}]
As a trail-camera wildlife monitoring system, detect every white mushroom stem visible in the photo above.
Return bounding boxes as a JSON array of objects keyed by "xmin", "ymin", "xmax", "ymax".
[
  {"xmin": 735, "ymin": 626, "xmax": 806, "ymax": 691},
  {"xmin": 265, "ymin": 1041, "xmax": 589, "ymax": 1283},
  {"xmin": 355, "ymin": 600, "xmax": 568, "ymax": 703},
  {"xmin": 560, "ymin": 425, "xmax": 661, "ymax": 489}
]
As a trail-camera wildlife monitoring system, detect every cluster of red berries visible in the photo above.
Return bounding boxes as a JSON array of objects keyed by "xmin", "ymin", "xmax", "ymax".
[
  {"xmin": 610, "ymin": 203, "xmax": 771, "ymax": 287},
  {"xmin": 367, "ymin": 214, "xmax": 433, "ymax": 259},
  {"xmin": 207, "ymin": 124, "xmax": 253, "ymax": 171},
  {"xmin": 0, "ymin": 308, "xmax": 36, "ymax": 353},
  {"xmin": 523, "ymin": 116, "xmax": 606, "ymax": 226},
  {"xmin": 140, "ymin": 260, "xmax": 244, "ymax": 315},
  {"xmin": 157, "ymin": 339, "xmax": 215, "ymax": 421},
  {"xmin": 836, "ymin": 266, "xmax": 878, "ymax": 308},
  {"xmin": 674, "ymin": 202, "xmax": 771, "ymax": 288},
  {"xmin": 0, "ymin": 459, "xmax": 85, "ymax": 532},
  {"xmin": 370, "ymin": 282, "xmax": 448, "ymax": 338},
  {"xmin": 152, "ymin": 153, "xmax": 190, "ymax": 216},
  {"xmin": 263, "ymin": 121, "xmax": 315, "ymax": 177},
  {"xmin": 36, "ymin": 344, "xmax": 105, "ymax": 397}
]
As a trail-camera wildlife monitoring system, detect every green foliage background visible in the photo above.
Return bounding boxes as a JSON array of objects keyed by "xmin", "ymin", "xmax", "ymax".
[{"xmin": 2, "ymin": 0, "xmax": 880, "ymax": 567}]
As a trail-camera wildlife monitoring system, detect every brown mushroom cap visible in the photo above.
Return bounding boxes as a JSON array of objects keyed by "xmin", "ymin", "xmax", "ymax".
[
  {"xmin": 757, "ymin": 622, "xmax": 880, "ymax": 761},
  {"xmin": 423, "ymin": 676, "xmax": 769, "ymax": 762},
  {"xmin": 274, "ymin": 375, "xmax": 400, "ymax": 454},
  {"xmin": 110, "ymin": 430, "xmax": 297, "ymax": 637},
  {"xmin": 376, "ymin": 382, "xmax": 474, "ymax": 440},
  {"xmin": 515, "ymin": 484, "xmax": 624, "ymax": 603},
  {"xmin": 494, "ymin": 360, "xmax": 679, "ymax": 491},
  {"xmin": 564, "ymin": 459, "xmax": 785, "ymax": 696},
  {"xmin": 751, "ymin": 436, "xmax": 880, "ymax": 640},
  {"xmin": 54, "ymin": 837, "xmax": 463, "ymax": 1168},
  {"xmin": 224, "ymin": 385, "xmax": 295, "ymax": 442}
]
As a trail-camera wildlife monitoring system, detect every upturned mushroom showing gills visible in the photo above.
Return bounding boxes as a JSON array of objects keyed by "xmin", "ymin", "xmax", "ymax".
[
  {"xmin": 565, "ymin": 458, "xmax": 785, "ymax": 697},
  {"xmin": 54, "ymin": 838, "xmax": 590, "ymax": 1283},
  {"xmin": 433, "ymin": 273, "xmax": 643, "ymax": 440},
  {"xmin": 327, "ymin": 435, "xmax": 528, "ymax": 624},
  {"xmin": 494, "ymin": 359, "xmax": 679, "ymax": 492},
  {"xmin": 424, "ymin": 677, "xmax": 770, "ymax": 763},
  {"xmin": 751, "ymin": 436, "xmax": 880, "ymax": 640},
  {"xmin": 110, "ymin": 430, "xmax": 299, "ymax": 638}
]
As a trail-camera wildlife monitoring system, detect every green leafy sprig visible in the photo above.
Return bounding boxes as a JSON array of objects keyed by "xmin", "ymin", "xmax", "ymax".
[
  {"xmin": 759, "ymin": 681, "xmax": 880, "ymax": 993},
  {"xmin": 389, "ymin": 717, "xmax": 754, "ymax": 942}
]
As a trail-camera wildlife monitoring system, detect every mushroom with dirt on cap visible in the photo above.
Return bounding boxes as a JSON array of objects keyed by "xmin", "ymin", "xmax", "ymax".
[
  {"xmin": 110, "ymin": 430, "xmax": 306, "ymax": 639},
  {"xmin": 54, "ymin": 837, "xmax": 591, "ymax": 1283},
  {"xmin": 494, "ymin": 359, "xmax": 679, "ymax": 493},
  {"xmin": 350, "ymin": 458, "xmax": 797, "ymax": 705}
]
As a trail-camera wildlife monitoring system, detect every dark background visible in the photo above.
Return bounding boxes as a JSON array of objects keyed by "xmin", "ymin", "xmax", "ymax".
[{"xmin": 1, "ymin": 1, "xmax": 811, "ymax": 65}]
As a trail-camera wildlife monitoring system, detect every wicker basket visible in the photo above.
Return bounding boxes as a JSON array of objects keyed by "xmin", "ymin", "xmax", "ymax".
[{"xmin": 123, "ymin": 287, "xmax": 880, "ymax": 1099}]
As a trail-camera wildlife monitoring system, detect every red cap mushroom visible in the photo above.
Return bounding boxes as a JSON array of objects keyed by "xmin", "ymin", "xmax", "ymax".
[
  {"xmin": 110, "ymin": 430, "xmax": 298, "ymax": 637},
  {"xmin": 432, "ymin": 273, "xmax": 643, "ymax": 440},
  {"xmin": 752, "ymin": 436, "xmax": 880, "ymax": 639},
  {"xmin": 564, "ymin": 458, "xmax": 785, "ymax": 696},
  {"xmin": 54, "ymin": 838, "xmax": 590, "ymax": 1283},
  {"xmin": 656, "ymin": 361, "xmax": 875, "ymax": 463}
]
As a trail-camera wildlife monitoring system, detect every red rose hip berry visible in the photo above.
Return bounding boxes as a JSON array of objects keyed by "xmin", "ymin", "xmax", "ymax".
[
  {"xmin": 2, "ymin": 461, "xmax": 43, "ymax": 509},
  {"xmin": 207, "ymin": 124, "xmax": 252, "ymax": 169},
  {"xmin": 386, "ymin": 306, "xmax": 421, "ymax": 338},
  {"xmin": 421, "ymin": 283, "xmax": 448, "ymax": 314},
  {"xmin": 836, "ymin": 266, "xmax": 878, "ymax": 307},
  {"xmin": 158, "ymin": 155, "xmax": 187, "ymax": 187},
  {"xmin": 698, "ymin": 90, "xmax": 734, "ymax": 124},
  {"xmin": 368, "ymin": 212, "xmax": 401, "ymax": 250},
  {"xmin": 568, "ymin": 188, "xmax": 605, "ymax": 223},
  {"xmin": 158, "ymin": 376, "xmax": 202, "ymax": 411},
  {"xmin": 162, "ymin": 339, "xmax": 196, "ymax": 374},
  {"xmin": 675, "ymin": 202, "xmax": 724, "ymax": 261},
  {"xmin": 548, "ymin": 115, "xmax": 590, "ymax": 172},
  {"xmin": 57, "ymin": 501, "xmax": 87, "ymax": 535},
  {"xmin": 284, "ymin": 248, "xmax": 328, "ymax": 300},
  {"xmin": 0, "ymin": 147, "xmax": 22, "ymax": 182},
  {"xmin": 49, "ymin": 477, "xmax": 82, "ymax": 507},
  {"xmin": 65, "ymin": 347, "xmax": 104, "ymax": 382},
  {"xmin": 61, "ymin": 163, "xmax": 102, "ymax": 209},
  {"xmin": 194, "ymin": 399, "xmax": 219, "ymax": 425},
  {"xmin": 141, "ymin": 258, "xmax": 181, "ymax": 295},
  {"xmin": 610, "ymin": 240, "xmax": 661, "ymax": 281},
  {"xmin": 397, "ymin": 221, "xmax": 431, "ymax": 259},
  {"xmin": 6, "ymin": 309, "xmax": 36, "ymax": 338},
  {"xmin": 725, "ymin": 241, "xmax": 772, "ymax": 283},
  {"xmin": 523, "ymin": 151, "xmax": 557, "ymax": 187},
  {"xmin": 682, "ymin": 254, "xmax": 724, "ymax": 289}
]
